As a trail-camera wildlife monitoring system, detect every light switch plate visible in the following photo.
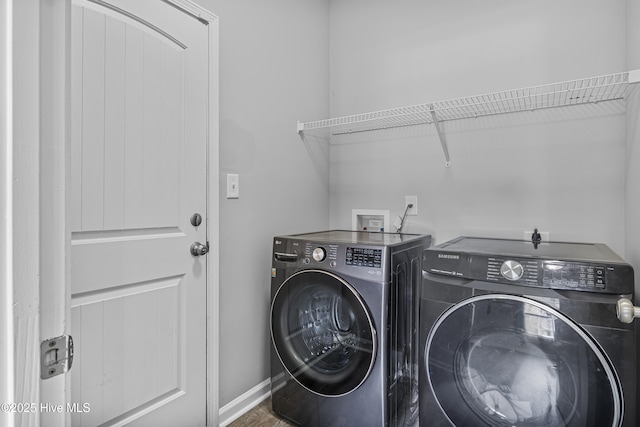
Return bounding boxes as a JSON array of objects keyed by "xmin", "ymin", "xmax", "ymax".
[{"xmin": 227, "ymin": 174, "xmax": 239, "ymax": 199}]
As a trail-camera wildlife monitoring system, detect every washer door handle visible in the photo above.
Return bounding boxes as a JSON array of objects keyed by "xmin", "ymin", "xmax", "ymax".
[{"xmin": 616, "ymin": 298, "xmax": 640, "ymax": 323}]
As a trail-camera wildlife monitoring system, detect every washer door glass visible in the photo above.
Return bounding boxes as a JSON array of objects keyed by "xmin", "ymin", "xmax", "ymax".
[
  {"xmin": 426, "ymin": 294, "xmax": 623, "ymax": 427},
  {"xmin": 271, "ymin": 270, "xmax": 377, "ymax": 397}
]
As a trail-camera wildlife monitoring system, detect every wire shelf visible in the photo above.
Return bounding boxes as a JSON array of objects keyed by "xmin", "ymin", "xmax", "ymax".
[{"xmin": 297, "ymin": 70, "xmax": 638, "ymax": 139}]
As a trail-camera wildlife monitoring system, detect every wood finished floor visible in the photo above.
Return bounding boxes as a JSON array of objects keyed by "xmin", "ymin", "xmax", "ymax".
[{"xmin": 228, "ymin": 398, "xmax": 295, "ymax": 427}]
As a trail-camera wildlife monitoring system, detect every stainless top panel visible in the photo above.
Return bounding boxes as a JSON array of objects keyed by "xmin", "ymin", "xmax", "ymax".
[
  {"xmin": 434, "ymin": 236, "xmax": 628, "ymax": 265},
  {"xmin": 281, "ymin": 230, "xmax": 426, "ymax": 247}
]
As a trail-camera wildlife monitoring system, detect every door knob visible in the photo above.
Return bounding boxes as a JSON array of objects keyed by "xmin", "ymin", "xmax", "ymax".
[
  {"xmin": 616, "ymin": 298, "xmax": 640, "ymax": 323},
  {"xmin": 190, "ymin": 242, "xmax": 209, "ymax": 257}
]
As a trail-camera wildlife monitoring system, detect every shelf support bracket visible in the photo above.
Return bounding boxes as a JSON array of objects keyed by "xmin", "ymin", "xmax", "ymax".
[
  {"xmin": 297, "ymin": 121, "xmax": 306, "ymax": 143},
  {"xmin": 429, "ymin": 104, "xmax": 451, "ymax": 167}
]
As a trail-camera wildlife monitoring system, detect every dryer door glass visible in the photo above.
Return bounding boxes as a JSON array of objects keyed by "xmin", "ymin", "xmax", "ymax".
[
  {"xmin": 271, "ymin": 270, "xmax": 377, "ymax": 397},
  {"xmin": 425, "ymin": 294, "xmax": 623, "ymax": 427}
]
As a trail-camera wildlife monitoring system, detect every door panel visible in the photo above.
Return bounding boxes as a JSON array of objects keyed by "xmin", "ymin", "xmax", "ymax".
[
  {"xmin": 72, "ymin": 279, "xmax": 182, "ymax": 426},
  {"xmin": 69, "ymin": 1, "xmax": 208, "ymax": 425},
  {"xmin": 72, "ymin": 6, "xmax": 187, "ymax": 233}
]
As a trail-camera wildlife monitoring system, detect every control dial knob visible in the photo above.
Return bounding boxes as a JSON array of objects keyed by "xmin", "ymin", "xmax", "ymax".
[
  {"xmin": 312, "ymin": 247, "xmax": 326, "ymax": 262},
  {"xmin": 500, "ymin": 260, "xmax": 524, "ymax": 281}
]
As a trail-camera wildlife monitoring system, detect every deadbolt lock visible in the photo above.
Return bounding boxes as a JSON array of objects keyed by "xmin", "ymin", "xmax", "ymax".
[{"xmin": 190, "ymin": 213, "xmax": 203, "ymax": 227}]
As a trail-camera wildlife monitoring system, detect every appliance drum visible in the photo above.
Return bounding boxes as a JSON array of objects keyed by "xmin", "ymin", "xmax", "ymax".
[
  {"xmin": 425, "ymin": 294, "xmax": 623, "ymax": 427},
  {"xmin": 271, "ymin": 269, "xmax": 377, "ymax": 397}
]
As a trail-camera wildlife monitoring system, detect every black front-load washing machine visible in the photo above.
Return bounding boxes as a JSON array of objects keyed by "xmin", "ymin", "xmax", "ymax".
[
  {"xmin": 270, "ymin": 230, "xmax": 431, "ymax": 427},
  {"xmin": 419, "ymin": 236, "xmax": 637, "ymax": 427}
]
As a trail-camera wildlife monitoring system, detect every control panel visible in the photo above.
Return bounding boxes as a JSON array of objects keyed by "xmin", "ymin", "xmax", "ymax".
[
  {"xmin": 289, "ymin": 242, "xmax": 385, "ymax": 270},
  {"xmin": 302, "ymin": 243, "xmax": 339, "ymax": 267},
  {"xmin": 487, "ymin": 258, "xmax": 538, "ymax": 286},
  {"xmin": 346, "ymin": 247, "xmax": 382, "ymax": 268},
  {"xmin": 272, "ymin": 232, "xmax": 431, "ymax": 285},
  {"xmin": 422, "ymin": 237, "xmax": 634, "ymax": 295},
  {"xmin": 542, "ymin": 262, "xmax": 606, "ymax": 289},
  {"xmin": 487, "ymin": 258, "xmax": 606, "ymax": 290}
]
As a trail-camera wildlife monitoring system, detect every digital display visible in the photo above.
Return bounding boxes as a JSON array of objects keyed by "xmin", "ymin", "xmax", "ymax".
[
  {"xmin": 346, "ymin": 247, "xmax": 382, "ymax": 268},
  {"xmin": 542, "ymin": 262, "xmax": 605, "ymax": 289}
]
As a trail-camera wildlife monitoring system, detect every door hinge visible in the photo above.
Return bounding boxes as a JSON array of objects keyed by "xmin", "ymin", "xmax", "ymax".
[{"xmin": 40, "ymin": 335, "xmax": 74, "ymax": 379}]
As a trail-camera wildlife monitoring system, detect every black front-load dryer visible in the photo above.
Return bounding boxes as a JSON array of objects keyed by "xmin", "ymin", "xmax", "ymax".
[
  {"xmin": 420, "ymin": 236, "xmax": 637, "ymax": 427},
  {"xmin": 270, "ymin": 230, "xmax": 431, "ymax": 427}
]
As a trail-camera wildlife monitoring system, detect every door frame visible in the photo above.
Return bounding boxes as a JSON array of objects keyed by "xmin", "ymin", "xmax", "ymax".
[{"xmin": 5, "ymin": 0, "xmax": 220, "ymax": 425}]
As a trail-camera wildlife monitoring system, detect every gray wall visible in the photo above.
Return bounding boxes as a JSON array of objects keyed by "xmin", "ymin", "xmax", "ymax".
[
  {"xmin": 194, "ymin": 0, "xmax": 330, "ymax": 407},
  {"xmin": 195, "ymin": 0, "xmax": 640, "ymax": 412},
  {"xmin": 328, "ymin": 0, "xmax": 628, "ymax": 254},
  {"xmin": 625, "ymin": 0, "xmax": 640, "ymax": 389},
  {"xmin": 626, "ymin": 0, "xmax": 640, "ymax": 299}
]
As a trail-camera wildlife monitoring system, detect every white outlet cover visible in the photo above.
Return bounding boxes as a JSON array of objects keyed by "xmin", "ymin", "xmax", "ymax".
[{"xmin": 405, "ymin": 196, "xmax": 418, "ymax": 216}]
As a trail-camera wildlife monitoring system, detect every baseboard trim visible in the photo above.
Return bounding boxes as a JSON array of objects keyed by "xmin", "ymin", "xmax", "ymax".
[{"xmin": 218, "ymin": 378, "xmax": 271, "ymax": 427}]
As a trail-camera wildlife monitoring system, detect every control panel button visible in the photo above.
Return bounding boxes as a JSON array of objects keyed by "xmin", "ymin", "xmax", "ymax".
[
  {"xmin": 312, "ymin": 247, "xmax": 326, "ymax": 262},
  {"xmin": 500, "ymin": 260, "xmax": 524, "ymax": 281}
]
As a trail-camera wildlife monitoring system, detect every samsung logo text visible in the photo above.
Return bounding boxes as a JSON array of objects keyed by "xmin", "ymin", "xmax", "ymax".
[{"xmin": 438, "ymin": 254, "xmax": 459, "ymax": 260}]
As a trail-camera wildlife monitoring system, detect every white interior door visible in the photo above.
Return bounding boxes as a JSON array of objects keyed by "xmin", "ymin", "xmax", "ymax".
[{"xmin": 69, "ymin": 1, "xmax": 208, "ymax": 425}]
